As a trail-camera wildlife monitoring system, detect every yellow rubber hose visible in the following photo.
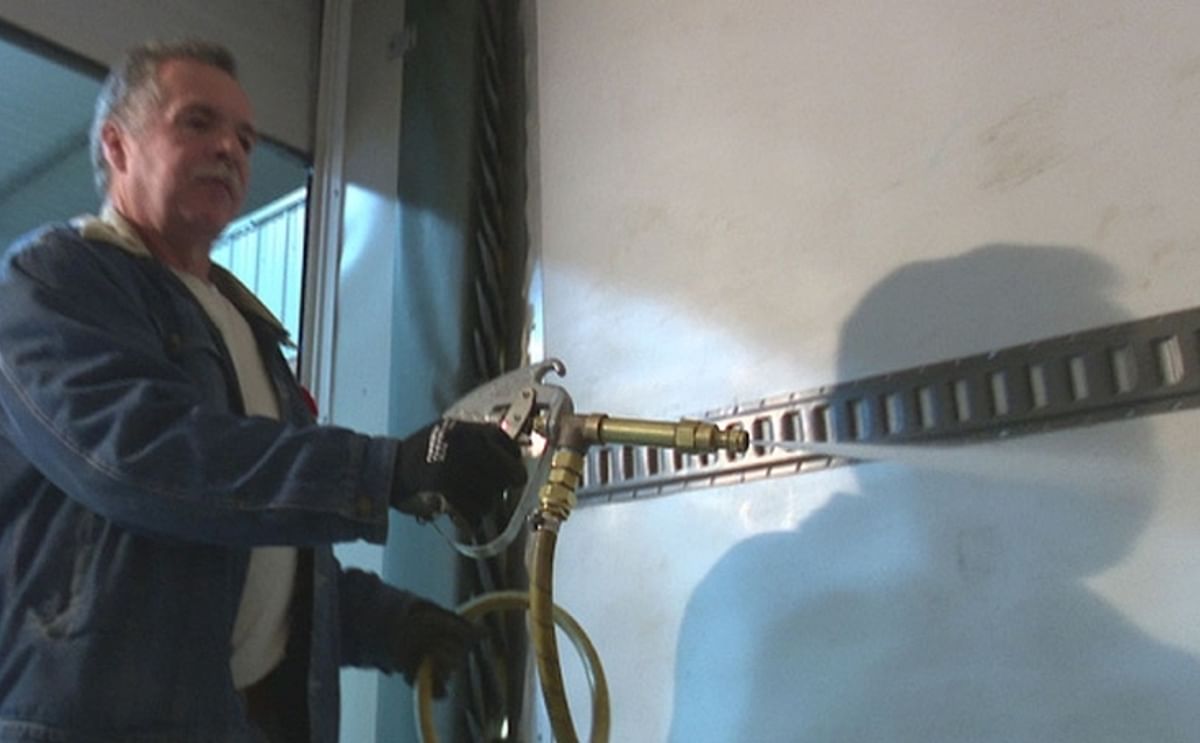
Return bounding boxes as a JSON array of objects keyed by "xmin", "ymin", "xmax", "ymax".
[
  {"xmin": 529, "ymin": 525, "xmax": 577, "ymax": 743},
  {"xmin": 414, "ymin": 589, "xmax": 610, "ymax": 743}
]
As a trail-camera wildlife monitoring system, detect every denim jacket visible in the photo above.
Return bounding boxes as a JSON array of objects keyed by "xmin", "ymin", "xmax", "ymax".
[{"xmin": 0, "ymin": 223, "xmax": 413, "ymax": 741}]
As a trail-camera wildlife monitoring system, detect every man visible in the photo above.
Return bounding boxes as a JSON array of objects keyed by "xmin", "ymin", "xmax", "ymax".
[{"xmin": 0, "ymin": 39, "xmax": 526, "ymax": 742}]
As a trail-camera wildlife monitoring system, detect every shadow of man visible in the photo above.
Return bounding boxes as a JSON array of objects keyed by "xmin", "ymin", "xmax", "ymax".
[{"xmin": 668, "ymin": 244, "xmax": 1200, "ymax": 742}]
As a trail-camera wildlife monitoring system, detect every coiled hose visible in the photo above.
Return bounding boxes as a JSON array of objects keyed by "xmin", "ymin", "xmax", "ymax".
[
  {"xmin": 415, "ymin": 413, "xmax": 747, "ymax": 741},
  {"xmin": 414, "ymin": 581, "xmax": 611, "ymax": 742}
]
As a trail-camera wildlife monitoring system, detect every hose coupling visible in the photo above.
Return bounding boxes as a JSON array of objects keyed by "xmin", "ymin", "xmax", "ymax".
[
  {"xmin": 537, "ymin": 448, "xmax": 585, "ymax": 522},
  {"xmin": 674, "ymin": 419, "xmax": 749, "ymax": 456}
]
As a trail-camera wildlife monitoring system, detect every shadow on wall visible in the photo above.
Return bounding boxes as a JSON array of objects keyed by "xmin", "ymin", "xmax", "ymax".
[{"xmin": 668, "ymin": 244, "xmax": 1200, "ymax": 742}]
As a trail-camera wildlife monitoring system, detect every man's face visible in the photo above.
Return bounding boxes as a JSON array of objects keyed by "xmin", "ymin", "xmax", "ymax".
[{"xmin": 105, "ymin": 58, "xmax": 257, "ymax": 246}]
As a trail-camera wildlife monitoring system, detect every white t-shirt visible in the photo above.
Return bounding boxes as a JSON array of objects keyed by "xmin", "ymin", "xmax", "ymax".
[{"xmin": 172, "ymin": 269, "xmax": 298, "ymax": 690}]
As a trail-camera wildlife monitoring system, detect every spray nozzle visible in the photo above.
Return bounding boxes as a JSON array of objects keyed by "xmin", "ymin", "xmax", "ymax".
[
  {"xmin": 437, "ymin": 359, "xmax": 749, "ymax": 554},
  {"xmin": 543, "ymin": 413, "xmax": 749, "ymax": 457}
]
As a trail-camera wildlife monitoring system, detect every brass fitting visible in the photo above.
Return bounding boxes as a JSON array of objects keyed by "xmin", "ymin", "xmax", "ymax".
[
  {"xmin": 538, "ymin": 448, "xmax": 585, "ymax": 522},
  {"xmin": 571, "ymin": 414, "xmax": 749, "ymax": 456}
]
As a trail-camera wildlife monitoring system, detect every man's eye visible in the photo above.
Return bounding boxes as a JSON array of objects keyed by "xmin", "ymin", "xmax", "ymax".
[
  {"xmin": 238, "ymin": 135, "xmax": 255, "ymax": 154},
  {"xmin": 182, "ymin": 115, "xmax": 211, "ymax": 131}
]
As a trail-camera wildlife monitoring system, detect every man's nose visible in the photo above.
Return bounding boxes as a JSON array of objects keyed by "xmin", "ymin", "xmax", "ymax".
[
  {"xmin": 212, "ymin": 131, "xmax": 250, "ymax": 186},
  {"xmin": 213, "ymin": 126, "xmax": 248, "ymax": 164}
]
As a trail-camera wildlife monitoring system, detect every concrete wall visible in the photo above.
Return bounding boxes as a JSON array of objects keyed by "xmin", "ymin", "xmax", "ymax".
[{"xmin": 532, "ymin": 2, "xmax": 1200, "ymax": 741}]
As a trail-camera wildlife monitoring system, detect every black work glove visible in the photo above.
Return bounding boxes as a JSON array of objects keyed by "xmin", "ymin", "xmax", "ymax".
[
  {"xmin": 391, "ymin": 419, "xmax": 527, "ymax": 527},
  {"xmin": 388, "ymin": 597, "xmax": 483, "ymax": 698}
]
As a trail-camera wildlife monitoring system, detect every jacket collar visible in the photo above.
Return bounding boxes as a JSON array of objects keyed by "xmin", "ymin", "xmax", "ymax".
[{"xmin": 71, "ymin": 205, "xmax": 294, "ymax": 346}]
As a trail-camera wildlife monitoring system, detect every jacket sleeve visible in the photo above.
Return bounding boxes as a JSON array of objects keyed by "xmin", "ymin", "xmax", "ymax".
[{"xmin": 0, "ymin": 230, "xmax": 394, "ymax": 546}]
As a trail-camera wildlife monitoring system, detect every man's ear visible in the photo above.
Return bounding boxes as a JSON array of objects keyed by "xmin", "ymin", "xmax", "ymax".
[{"xmin": 100, "ymin": 121, "xmax": 128, "ymax": 174}]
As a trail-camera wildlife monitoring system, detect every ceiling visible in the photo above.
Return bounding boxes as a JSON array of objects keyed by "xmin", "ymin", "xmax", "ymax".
[{"xmin": 0, "ymin": 32, "xmax": 309, "ymax": 249}]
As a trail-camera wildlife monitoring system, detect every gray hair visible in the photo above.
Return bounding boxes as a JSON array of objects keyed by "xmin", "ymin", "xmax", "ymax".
[{"xmin": 89, "ymin": 39, "xmax": 238, "ymax": 196}]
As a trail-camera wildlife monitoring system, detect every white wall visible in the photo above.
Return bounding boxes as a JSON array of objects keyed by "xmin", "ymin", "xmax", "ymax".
[
  {"xmin": 0, "ymin": 0, "xmax": 319, "ymax": 152},
  {"xmin": 533, "ymin": 2, "xmax": 1200, "ymax": 741}
]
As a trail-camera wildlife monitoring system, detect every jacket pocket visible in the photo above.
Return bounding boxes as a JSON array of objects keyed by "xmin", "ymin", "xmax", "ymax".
[
  {"xmin": 30, "ymin": 509, "xmax": 99, "ymax": 639},
  {"xmin": 163, "ymin": 326, "xmax": 239, "ymax": 413}
]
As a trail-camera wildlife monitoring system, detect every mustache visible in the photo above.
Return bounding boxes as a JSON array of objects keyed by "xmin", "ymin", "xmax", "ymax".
[{"xmin": 190, "ymin": 163, "xmax": 244, "ymax": 197}]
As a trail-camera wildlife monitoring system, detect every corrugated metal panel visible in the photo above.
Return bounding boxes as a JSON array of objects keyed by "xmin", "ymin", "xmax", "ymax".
[{"xmin": 212, "ymin": 187, "xmax": 307, "ymax": 344}]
